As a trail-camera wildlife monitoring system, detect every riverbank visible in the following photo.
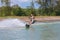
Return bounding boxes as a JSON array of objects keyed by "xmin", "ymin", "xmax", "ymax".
[{"xmin": 0, "ymin": 16, "xmax": 60, "ymax": 22}]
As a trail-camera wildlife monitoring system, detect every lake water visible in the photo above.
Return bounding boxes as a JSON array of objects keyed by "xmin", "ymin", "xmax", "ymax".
[{"xmin": 0, "ymin": 21, "xmax": 60, "ymax": 40}]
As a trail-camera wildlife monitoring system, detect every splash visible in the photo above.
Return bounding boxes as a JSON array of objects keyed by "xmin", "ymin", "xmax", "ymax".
[
  {"xmin": 0, "ymin": 18, "xmax": 60, "ymax": 28},
  {"xmin": 0, "ymin": 19, "xmax": 26, "ymax": 27}
]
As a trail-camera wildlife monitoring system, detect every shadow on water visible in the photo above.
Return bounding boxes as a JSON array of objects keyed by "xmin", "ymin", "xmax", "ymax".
[
  {"xmin": 25, "ymin": 24, "xmax": 30, "ymax": 29},
  {"xmin": 25, "ymin": 24, "xmax": 35, "ymax": 31}
]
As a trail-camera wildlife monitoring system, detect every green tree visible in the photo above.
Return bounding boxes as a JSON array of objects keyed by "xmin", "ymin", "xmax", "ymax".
[
  {"xmin": 30, "ymin": 0, "xmax": 36, "ymax": 15},
  {"xmin": 36, "ymin": 0, "xmax": 56, "ymax": 16},
  {"xmin": 55, "ymin": 0, "xmax": 60, "ymax": 16},
  {"xmin": 12, "ymin": 5, "xmax": 26, "ymax": 16},
  {"xmin": 1, "ymin": 0, "xmax": 11, "ymax": 16}
]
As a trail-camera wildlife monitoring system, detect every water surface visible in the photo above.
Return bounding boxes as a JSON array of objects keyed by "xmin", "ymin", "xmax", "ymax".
[{"xmin": 0, "ymin": 21, "xmax": 60, "ymax": 40}]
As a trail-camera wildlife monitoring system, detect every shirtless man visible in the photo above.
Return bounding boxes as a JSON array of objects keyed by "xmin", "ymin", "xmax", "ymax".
[
  {"xmin": 29, "ymin": 14, "xmax": 35, "ymax": 25},
  {"xmin": 26, "ymin": 14, "xmax": 35, "ymax": 28}
]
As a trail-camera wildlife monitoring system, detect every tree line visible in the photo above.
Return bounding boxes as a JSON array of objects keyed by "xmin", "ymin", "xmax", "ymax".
[{"xmin": 0, "ymin": 0, "xmax": 60, "ymax": 16}]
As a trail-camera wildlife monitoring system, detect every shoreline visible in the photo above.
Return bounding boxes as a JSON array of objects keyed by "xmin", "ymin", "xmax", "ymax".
[
  {"xmin": 0, "ymin": 16, "xmax": 60, "ymax": 22},
  {"xmin": 19, "ymin": 16, "xmax": 60, "ymax": 22}
]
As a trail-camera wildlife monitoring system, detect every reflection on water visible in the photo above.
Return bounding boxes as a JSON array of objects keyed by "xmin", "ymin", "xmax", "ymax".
[{"xmin": 0, "ymin": 22, "xmax": 60, "ymax": 40}]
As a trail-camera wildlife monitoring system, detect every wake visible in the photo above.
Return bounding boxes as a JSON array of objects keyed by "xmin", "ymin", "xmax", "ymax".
[{"xmin": 0, "ymin": 18, "xmax": 26, "ymax": 28}]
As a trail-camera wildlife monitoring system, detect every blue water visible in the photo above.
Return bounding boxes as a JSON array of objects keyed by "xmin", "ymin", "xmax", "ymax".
[{"xmin": 0, "ymin": 22, "xmax": 60, "ymax": 40}]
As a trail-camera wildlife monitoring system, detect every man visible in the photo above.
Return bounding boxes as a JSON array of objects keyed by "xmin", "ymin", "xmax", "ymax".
[
  {"xmin": 26, "ymin": 14, "xmax": 35, "ymax": 28},
  {"xmin": 29, "ymin": 14, "xmax": 35, "ymax": 25}
]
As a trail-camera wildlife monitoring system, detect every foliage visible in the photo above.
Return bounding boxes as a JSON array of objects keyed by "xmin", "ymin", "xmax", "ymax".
[{"xmin": 0, "ymin": 0, "xmax": 60, "ymax": 16}]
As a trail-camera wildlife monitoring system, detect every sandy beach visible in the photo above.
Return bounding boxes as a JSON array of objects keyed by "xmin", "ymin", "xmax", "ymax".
[
  {"xmin": 18, "ymin": 16, "xmax": 60, "ymax": 22},
  {"xmin": 0, "ymin": 16, "xmax": 60, "ymax": 22}
]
